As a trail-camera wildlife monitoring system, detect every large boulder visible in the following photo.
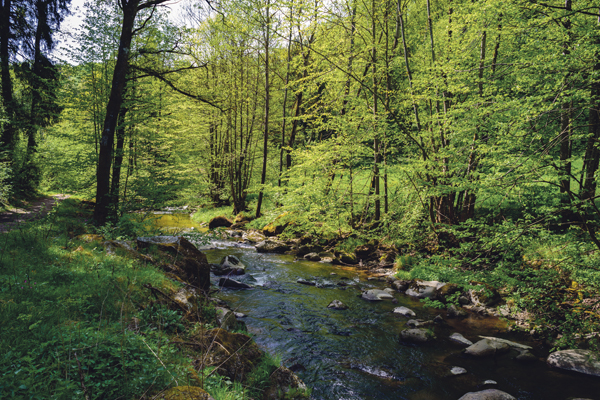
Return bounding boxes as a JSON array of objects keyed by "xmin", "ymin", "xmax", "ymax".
[
  {"xmin": 256, "ymin": 240, "xmax": 290, "ymax": 254},
  {"xmin": 547, "ymin": 349, "xmax": 600, "ymax": 377},
  {"xmin": 209, "ymin": 216, "xmax": 233, "ymax": 229},
  {"xmin": 262, "ymin": 367, "xmax": 308, "ymax": 400},
  {"xmin": 399, "ymin": 328, "xmax": 436, "ymax": 343},
  {"xmin": 155, "ymin": 386, "xmax": 215, "ymax": 400},
  {"xmin": 458, "ymin": 389, "xmax": 516, "ymax": 400},
  {"xmin": 194, "ymin": 329, "xmax": 263, "ymax": 381},
  {"xmin": 242, "ymin": 230, "xmax": 266, "ymax": 243},
  {"xmin": 406, "ymin": 280, "xmax": 445, "ymax": 299},
  {"xmin": 464, "ymin": 339, "xmax": 510, "ymax": 357},
  {"xmin": 137, "ymin": 236, "xmax": 211, "ymax": 290}
]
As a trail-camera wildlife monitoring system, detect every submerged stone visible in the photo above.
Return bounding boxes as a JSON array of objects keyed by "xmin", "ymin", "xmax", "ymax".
[
  {"xmin": 464, "ymin": 339, "xmax": 509, "ymax": 357},
  {"xmin": 327, "ymin": 300, "xmax": 349, "ymax": 310},
  {"xmin": 458, "ymin": 389, "xmax": 516, "ymax": 400},
  {"xmin": 361, "ymin": 289, "xmax": 394, "ymax": 301},
  {"xmin": 399, "ymin": 328, "xmax": 435, "ymax": 343}
]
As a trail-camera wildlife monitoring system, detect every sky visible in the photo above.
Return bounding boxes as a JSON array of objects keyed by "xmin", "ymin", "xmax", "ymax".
[{"xmin": 55, "ymin": 0, "xmax": 189, "ymax": 63}]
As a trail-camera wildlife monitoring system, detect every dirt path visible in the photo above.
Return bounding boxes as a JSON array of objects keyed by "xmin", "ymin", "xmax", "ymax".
[{"xmin": 0, "ymin": 194, "xmax": 70, "ymax": 232}]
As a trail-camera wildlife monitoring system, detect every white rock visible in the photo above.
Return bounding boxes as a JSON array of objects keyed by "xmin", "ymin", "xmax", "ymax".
[
  {"xmin": 393, "ymin": 306, "xmax": 416, "ymax": 317},
  {"xmin": 451, "ymin": 366, "xmax": 467, "ymax": 375}
]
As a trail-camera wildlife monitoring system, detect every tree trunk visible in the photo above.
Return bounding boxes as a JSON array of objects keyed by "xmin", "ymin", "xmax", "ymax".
[
  {"xmin": 0, "ymin": 0, "xmax": 16, "ymax": 152},
  {"xmin": 94, "ymin": 0, "xmax": 139, "ymax": 224},
  {"xmin": 109, "ymin": 103, "xmax": 128, "ymax": 219},
  {"xmin": 256, "ymin": 0, "xmax": 270, "ymax": 218}
]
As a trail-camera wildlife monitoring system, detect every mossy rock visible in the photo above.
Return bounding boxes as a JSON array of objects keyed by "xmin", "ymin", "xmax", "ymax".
[
  {"xmin": 262, "ymin": 367, "xmax": 308, "ymax": 400},
  {"xmin": 262, "ymin": 213, "xmax": 295, "ymax": 237},
  {"xmin": 209, "ymin": 215, "xmax": 233, "ymax": 229},
  {"xmin": 262, "ymin": 222, "xmax": 287, "ymax": 236},
  {"xmin": 336, "ymin": 252, "xmax": 358, "ymax": 265},
  {"xmin": 137, "ymin": 236, "xmax": 211, "ymax": 290},
  {"xmin": 434, "ymin": 283, "xmax": 460, "ymax": 303},
  {"xmin": 468, "ymin": 282, "xmax": 501, "ymax": 307},
  {"xmin": 155, "ymin": 386, "xmax": 215, "ymax": 400},
  {"xmin": 194, "ymin": 328, "xmax": 263, "ymax": 381}
]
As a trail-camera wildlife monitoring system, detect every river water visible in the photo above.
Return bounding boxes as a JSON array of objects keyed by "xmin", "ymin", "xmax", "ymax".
[{"xmin": 153, "ymin": 214, "xmax": 600, "ymax": 399}]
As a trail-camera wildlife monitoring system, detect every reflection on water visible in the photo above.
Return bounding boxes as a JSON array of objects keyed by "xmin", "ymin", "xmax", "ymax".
[
  {"xmin": 192, "ymin": 239, "xmax": 600, "ymax": 400},
  {"xmin": 150, "ymin": 213, "xmax": 205, "ymax": 233}
]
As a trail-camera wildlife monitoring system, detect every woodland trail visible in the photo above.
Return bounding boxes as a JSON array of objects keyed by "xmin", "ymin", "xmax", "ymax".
[{"xmin": 0, "ymin": 194, "xmax": 70, "ymax": 232}]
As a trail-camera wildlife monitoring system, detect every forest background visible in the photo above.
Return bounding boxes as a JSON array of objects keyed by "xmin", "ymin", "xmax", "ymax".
[{"xmin": 2, "ymin": 0, "xmax": 600, "ymax": 350}]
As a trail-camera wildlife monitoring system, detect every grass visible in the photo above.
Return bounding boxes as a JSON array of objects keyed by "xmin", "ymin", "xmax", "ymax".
[
  {"xmin": 192, "ymin": 205, "xmax": 236, "ymax": 224},
  {"xmin": 0, "ymin": 198, "xmax": 195, "ymax": 399},
  {"xmin": 0, "ymin": 197, "xmax": 294, "ymax": 399}
]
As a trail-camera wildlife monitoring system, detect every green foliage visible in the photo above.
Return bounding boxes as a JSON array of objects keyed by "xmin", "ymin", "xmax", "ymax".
[
  {"xmin": 137, "ymin": 304, "xmax": 185, "ymax": 334},
  {"xmin": 94, "ymin": 213, "xmax": 162, "ymax": 240},
  {"xmin": 201, "ymin": 368, "xmax": 247, "ymax": 400}
]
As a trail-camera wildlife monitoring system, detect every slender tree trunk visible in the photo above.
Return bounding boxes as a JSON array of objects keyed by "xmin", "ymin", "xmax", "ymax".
[
  {"xmin": 109, "ymin": 103, "xmax": 128, "ymax": 219},
  {"xmin": 372, "ymin": 0, "xmax": 380, "ymax": 221},
  {"xmin": 256, "ymin": 0, "xmax": 270, "ymax": 218},
  {"xmin": 279, "ymin": 5, "xmax": 294, "ymax": 187},
  {"xmin": 559, "ymin": 0, "xmax": 573, "ymax": 226}
]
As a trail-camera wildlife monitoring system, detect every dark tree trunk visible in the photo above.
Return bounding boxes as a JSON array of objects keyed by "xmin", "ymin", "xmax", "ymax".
[
  {"xmin": 0, "ymin": 0, "xmax": 16, "ymax": 152},
  {"xmin": 109, "ymin": 104, "xmax": 128, "ymax": 219},
  {"xmin": 94, "ymin": 0, "xmax": 139, "ymax": 224}
]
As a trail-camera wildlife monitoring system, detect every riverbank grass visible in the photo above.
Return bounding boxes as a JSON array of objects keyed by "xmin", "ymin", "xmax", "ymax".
[{"xmin": 0, "ymin": 198, "xmax": 295, "ymax": 399}]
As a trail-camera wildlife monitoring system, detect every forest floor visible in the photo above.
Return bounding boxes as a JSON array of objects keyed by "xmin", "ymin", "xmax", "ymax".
[{"xmin": 0, "ymin": 194, "xmax": 70, "ymax": 232}]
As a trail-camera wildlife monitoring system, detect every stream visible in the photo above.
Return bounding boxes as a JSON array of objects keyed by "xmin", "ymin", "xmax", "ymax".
[{"xmin": 155, "ymin": 214, "xmax": 600, "ymax": 399}]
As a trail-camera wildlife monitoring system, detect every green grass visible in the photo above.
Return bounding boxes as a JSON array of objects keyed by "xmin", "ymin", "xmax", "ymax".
[
  {"xmin": 192, "ymin": 205, "xmax": 236, "ymax": 224},
  {"xmin": 0, "ymin": 198, "xmax": 197, "ymax": 399}
]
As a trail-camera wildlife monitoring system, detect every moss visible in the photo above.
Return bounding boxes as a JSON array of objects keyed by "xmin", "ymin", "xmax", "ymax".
[{"xmin": 156, "ymin": 386, "xmax": 215, "ymax": 400}]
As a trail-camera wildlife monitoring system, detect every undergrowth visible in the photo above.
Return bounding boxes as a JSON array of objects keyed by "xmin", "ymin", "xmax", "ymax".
[{"xmin": 0, "ymin": 198, "xmax": 290, "ymax": 399}]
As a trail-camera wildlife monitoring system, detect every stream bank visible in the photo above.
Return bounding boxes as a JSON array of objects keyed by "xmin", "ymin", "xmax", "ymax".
[{"xmin": 147, "ymin": 211, "xmax": 600, "ymax": 399}]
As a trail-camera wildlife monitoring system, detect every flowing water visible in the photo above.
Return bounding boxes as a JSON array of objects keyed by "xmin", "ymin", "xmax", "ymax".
[{"xmin": 153, "ymin": 214, "xmax": 600, "ymax": 399}]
